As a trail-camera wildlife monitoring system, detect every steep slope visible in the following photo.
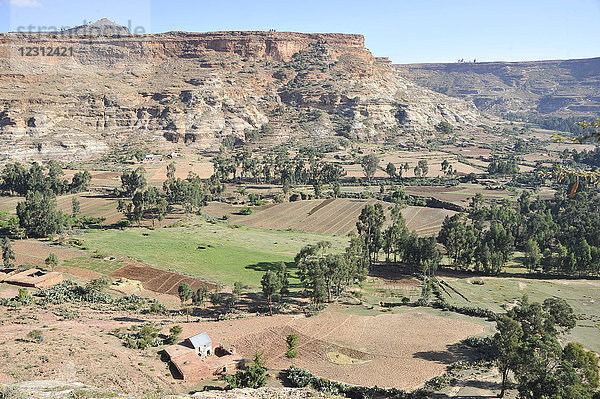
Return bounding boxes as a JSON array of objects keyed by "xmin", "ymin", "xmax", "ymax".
[
  {"xmin": 0, "ymin": 21, "xmax": 482, "ymax": 161},
  {"xmin": 395, "ymin": 57, "xmax": 600, "ymax": 118}
]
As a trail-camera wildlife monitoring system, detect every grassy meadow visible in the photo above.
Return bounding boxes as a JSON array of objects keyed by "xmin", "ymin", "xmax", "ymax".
[{"xmin": 74, "ymin": 218, "xmax": 350, "ymax": 288}]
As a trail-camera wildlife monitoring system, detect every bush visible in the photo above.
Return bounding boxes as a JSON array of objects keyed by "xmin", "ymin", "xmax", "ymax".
[
  {"xmin": 111, "ymin": 324, "xmax": 162, "ymax": 350},
  {"xmin": 286, "ymin": 366, "xmax": 429, "ymax": 398},
  {"xmin": 26, "ymin": 330, "xmax": 44, "ymax": 343},
  {"xmin": 239, "ymin": 207, "xmax": 253, "ymax": 215},
  {"xmin": 286, "ymin": 334, "xmax": 298, "ymax": 359},
  {"xmin": 166, "ymin": 325, "xmax": 182, "ymax": 344},
  {"xmin": 224, "ymin": 352, "xmax": 267, "ymax": 389}
]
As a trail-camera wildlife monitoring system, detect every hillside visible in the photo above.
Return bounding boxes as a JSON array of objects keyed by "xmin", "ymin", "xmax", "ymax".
[
  {"xmin": 395, "ymin": 57, "xmax": 600, "ymax": 118},
  {"xmin": 0, "ymin": 19, "xmax": 483, "ymax": 162}
]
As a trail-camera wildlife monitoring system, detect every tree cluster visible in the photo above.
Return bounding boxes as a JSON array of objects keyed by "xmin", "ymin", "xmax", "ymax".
[
  {"xmin": 356, "ymin": 203, "xmax": 441, "ymax": 275},
  {"xmin": 1, "ymin": 161, "xmax": 91, "ymax": 196},
  {"xmin": 437, "ymin": 190, "xmax": 600, "ymax": 276},
  {"xmin": 495, "ymin": 296, "xmax": 598, "ymax": 398},
  {"xmin": 487, "ymin": 157, "xmax": 519, "ymax": 175}
]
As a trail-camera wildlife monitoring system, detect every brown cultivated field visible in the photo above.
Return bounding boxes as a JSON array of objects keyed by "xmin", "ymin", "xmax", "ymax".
[
  {"xmin": 0, "ymin": 193, "xmax": 122, "ymax": 224},
  {"xmin": 146, "ymin": 161, "xmax": 214, "ymax": 183},
  {"xmin": 341, "ymin": 150, "xmax": 484, "ymax": 179},
  {"xmin": 0, "ymin": 192, "xmax": 185, "ymax": 227},
  {"xmin": 62, "ymin": 170, "xmax": 122, "ymax": 190},
  {"xmin": 179, "ymin": 305, "xmax": 486, "ymax": 390},
  {"xmin": 203, "ymin": 198, "xmax": 455, "ymax": 236},
  {"xmin": 0, "ymin": 306, "xmax": 176, "ymax": 395},
  {"xmin": 109, "ymin": 259, "xmax": 216, "ymax": 295},
  {"xmin": 404, "ymin": 183, "xmax": 516, "ymax": 207}
]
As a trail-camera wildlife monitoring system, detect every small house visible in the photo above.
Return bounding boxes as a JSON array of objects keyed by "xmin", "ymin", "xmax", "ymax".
[
  {"xmin": 2, "ymin": 268, "xmax": 63, "ymax": 289},
  {"xmin": 143, "ymin": 154, "xmax": 163, "ymax": 162},
  {"xmin": 186, "ymin": 332, "xmax": 212, "ymax": 358},
  {"xmin": 164, "ymin": 332, "xmax": 243, "ymax": 381}
]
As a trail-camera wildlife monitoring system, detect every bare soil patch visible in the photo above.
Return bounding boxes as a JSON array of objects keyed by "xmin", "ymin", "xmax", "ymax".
[
  {"xmin": 0, "ymin": 306, "xmax": 176, "ymax": 395},
  {"xmin": 179, "ymin": 305, "xmax": 485, "ymax": 390}
]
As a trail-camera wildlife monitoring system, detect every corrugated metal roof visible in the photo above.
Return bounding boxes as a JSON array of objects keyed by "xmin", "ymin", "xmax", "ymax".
[{"xmin": 187, "ymin": 332, "xmax": 212, "ymax": 348}]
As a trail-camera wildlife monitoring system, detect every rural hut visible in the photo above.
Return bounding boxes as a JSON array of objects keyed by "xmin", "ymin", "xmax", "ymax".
[{"xmin": 186, "ymin": 332, "xmax": 212, "ymax": 358}]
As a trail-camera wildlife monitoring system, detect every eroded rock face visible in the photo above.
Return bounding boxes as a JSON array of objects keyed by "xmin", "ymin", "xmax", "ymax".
[
  {"xmin": 395, "ymin": 58, "xmax": 600, "ymax": 118},
  {"xmin": 0, "ymin": 25, "xmax": 482, "ymax": 162}
]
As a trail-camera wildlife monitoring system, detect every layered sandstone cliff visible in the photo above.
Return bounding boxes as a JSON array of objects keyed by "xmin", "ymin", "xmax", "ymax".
[
  {"xmin": 0, "ymin": 20, "xmax": 482, "ymax": 162},
  {"xmin": 395, "ymin": 58, "xmax": 600, "ymax": 118}
]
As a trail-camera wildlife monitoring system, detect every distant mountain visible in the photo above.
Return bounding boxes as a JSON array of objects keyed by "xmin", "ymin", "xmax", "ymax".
[
  {"xmin": 395, "ymin": 57, "xmax": 600, "ymax": 119},
  {"xmin": 56, "ymin": 18, "xmax": 130, "ymax": 36}
]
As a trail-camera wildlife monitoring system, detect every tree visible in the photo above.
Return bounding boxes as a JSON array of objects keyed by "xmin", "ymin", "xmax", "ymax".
[
  {"xmin": 178, "ymin": 282, "xmax": 193, "ymax": 322},
  {"xmin": 495, "ymin": 296, "xmax": 597, "ymax": 399},
  {"xmin": 385, "ymin": 162, "xmax": 396, "ymax": 179},
  {"xmin": 16, "ymin": 191, "xmax": 63, "ymax": 238},
  {"xmin": 166, "ymin": 162, "xmax": 176, "ymax": 181},
  {"xmin": 70, "ymin": 170, "xmax": 92, "ymax": 193},
  {"xmin": 1, "ymin": 237, "xmax": 15, "ymax": 268},
  {"xmin": 523, "ymin": 239, "xmax": 542, "ymax": 272},
  {"xmin": 286, "ymin": 333, "xmax": 299, "ymax": 360},
  {"xmin": 417, "ymin": 159, "xmax": 429, "ymax": 177},
  {"xmin": 120, "ymin": 167, "xmax": 146, "ymax": 197},
  {"xmin": 166, "ymin": 325, "xmax": 182, "ymax": 345},
  {"xmin": 261, "ymin": 270, "xmax": 281, "ymax": 315},
  {"xmin": 224, "ymin": 352, "xmax": 267, "ymax": 389},
  {"xmin": 192, "ymin": 284, "xmax": 210, "ymax": 308},
  {"xmin": 276, "ymin": 261, "xmax": 290, "ymax": 299},
  {"xmin": 85, "ymin": 276, "xmax": 111, "ymax": 294},
  {"xmin": 360, "ymin": 154, "xmax": 379, "ymax": 181},
  {"xmin": 441, "ymin": 159, "xmax": 450, "ymax": 173},
  {"xmin": 436, "ymin": 120, "xmax": 454, "ymax": 134},
  {"xmin": 356, "ymin": 203, "xmax": 385, "ymax": 265},
  {"xmin": 44, "ymin": 253, "xmax": 58, "ymax": 271},
  {"xmin": 495, "ymin": 315, "xmax": 523, "ymax": 397},
  {"xmin": 71, "ymin": 197, "xmax": 81, "ymax": 218}
]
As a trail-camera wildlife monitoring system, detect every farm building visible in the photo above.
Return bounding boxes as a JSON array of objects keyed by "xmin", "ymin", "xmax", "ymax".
[
  {"xmin": 143, "ymin": 154, "xmax": 163, "ymax": 162},
  {"xmin": 1, "ymin": 268, "xmax": 63, "ymax": 289},
  {"xmin": 165, "ymin": 332, "xmax": 244, "ymax": 381},
  {"xmin": 187, "ymin": 332, "xmax": 212, "ymax": 357}
]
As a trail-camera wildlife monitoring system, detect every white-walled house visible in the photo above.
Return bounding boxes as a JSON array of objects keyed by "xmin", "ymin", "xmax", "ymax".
[{"xmin": 186, "ymin": 332, "xmax": 212, "ymax": 358}]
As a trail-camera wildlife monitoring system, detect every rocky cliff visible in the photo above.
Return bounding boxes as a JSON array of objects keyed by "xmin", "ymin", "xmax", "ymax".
[
  {"xmin": 395, "ymin": 57, "xmax": 600, "ymax": 118},
  {"xmin": 0, "ymin": 20, "xmax": 482, "ymax": 162}
]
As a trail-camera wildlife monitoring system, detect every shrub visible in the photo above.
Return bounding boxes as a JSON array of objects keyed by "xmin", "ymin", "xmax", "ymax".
[
  {"xmin": 224, "ymin": 352, "xmax": 267, "ymax": 389},
  {"xmin": 26, "ymin": 330, "xmax": 44, "ymax": 343},
  {"xmin": 239, "ymin": 207, "xmax": 253, "ymax": 215},
  {"xmin": 286, "ymin": 334, "xmax": 299, "ymax": 359},
  {"xmin": 286, "ymin": 366, "xmax": 429, "ymax": 398},
  {"xmin": 166, "ymin": 325, "xmax": 182, "ymax": 345},
  {"xmin": 111, "ymin": 324, "xmax": 162, "ymax": 350}
]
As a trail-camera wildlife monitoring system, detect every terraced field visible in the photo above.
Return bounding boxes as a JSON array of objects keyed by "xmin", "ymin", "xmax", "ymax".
[{"xmin": 204, "ymin": 198, "xmax": 456, "ymax": 236}]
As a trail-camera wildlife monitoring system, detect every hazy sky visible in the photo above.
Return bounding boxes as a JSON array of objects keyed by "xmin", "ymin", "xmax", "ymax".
[{"xmin": 1, "ymin": 0, "xmax": 599, "ymax": 63}]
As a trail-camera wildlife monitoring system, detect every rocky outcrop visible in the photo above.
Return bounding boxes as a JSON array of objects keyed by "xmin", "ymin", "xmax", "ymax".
[
  {"xmin": 3, "ymin": 381, "xmax": 331, "ymax": 398},
  {"xmin": 395, "ymin": 57, "xmax": 600, "ymax": 118},
  {"xmin": 0, "ymin": 21, "xmax": 483, "ymax": 162}
]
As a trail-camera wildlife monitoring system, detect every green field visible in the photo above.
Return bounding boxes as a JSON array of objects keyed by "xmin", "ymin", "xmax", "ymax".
[
  {"xmin": 438, "ymin": 276, "xmax": 600, "ymax": 352},
  {"xmin": 62, "ymin": 256, "xmax": 126, "ymax": 274},
  {"xmin": 74, "ymin": 218, "xmax": 350, "ymax": 287}
]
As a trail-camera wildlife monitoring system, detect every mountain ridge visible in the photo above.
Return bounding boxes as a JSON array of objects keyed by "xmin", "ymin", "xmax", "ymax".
[
  {"xmin": 0, "ymin": 21, "xmax": 483, "ymax": 161},
  {"xmin": 395, "ymin": 57, "xmax": 600, "ymax": 118}
]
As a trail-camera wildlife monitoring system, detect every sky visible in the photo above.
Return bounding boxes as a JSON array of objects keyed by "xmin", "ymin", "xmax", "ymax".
[{"xmin": 1, "ymin": 0, "xmax": 599, "ymax": 63}]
